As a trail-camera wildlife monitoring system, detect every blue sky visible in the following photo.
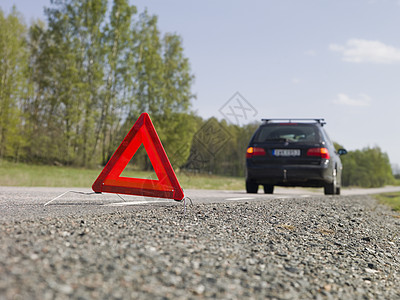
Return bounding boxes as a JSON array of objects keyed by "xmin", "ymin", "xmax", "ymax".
[{"xmin": 2, "ymin": 0, "xmax": 400, "ymax": 168}]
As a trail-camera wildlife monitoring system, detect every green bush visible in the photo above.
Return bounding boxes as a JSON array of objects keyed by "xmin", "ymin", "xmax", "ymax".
[{"xmin": 340, "ymin": 147, "xmax": 394, "ymax": 188}]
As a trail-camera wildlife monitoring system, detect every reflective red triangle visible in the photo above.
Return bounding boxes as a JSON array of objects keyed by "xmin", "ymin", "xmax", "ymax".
[{"xmin": 92, "ymin": 113, "xmax": 184, "ymax": 201}]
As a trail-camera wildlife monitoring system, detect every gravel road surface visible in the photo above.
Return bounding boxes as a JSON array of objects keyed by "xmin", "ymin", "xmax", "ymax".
[{"xmin": 1, "ymin": 187, "xmax": 400, "ymax": 299}]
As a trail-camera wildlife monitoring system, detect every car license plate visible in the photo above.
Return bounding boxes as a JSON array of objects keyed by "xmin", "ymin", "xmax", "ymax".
[{"xmin": 273, "ymin": 149, "xmax": 301, "ymax": 157}]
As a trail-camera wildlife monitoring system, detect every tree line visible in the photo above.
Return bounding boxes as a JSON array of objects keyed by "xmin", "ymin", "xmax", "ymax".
[
  {"xmin": 335, "ymin": 145, "xmax": 395, "ymax": 188},
  {"xmin": 0, "ymin": 2, "xmax": 396, "ymax": 188},
  {"xmin": 1, "ymin": 0, "xmax": 195, "ymax": 167}
]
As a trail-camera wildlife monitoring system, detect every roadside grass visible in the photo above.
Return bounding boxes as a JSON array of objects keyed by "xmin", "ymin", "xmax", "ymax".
[
  {"xmin": 0, "ymin": 161, "xmax": 244, "ymax": 190},
  {"xmin": 374, "ymin": 192, "xmax": 400, "ymax": 212}
]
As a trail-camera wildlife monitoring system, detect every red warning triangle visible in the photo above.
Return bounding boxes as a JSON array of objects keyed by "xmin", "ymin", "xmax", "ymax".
[{"xmin": 92, "ymin": 113, "xmax": 184, "ymax": 201}]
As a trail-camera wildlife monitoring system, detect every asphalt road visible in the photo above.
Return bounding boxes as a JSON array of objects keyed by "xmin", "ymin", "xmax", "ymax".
[
  {"xmin": 1, "ymin": 186, "xmax": 400, "ymax": 299},
  {"xmin": 1, "ymin": 185, "xmax": 400, "ymax": 221}
]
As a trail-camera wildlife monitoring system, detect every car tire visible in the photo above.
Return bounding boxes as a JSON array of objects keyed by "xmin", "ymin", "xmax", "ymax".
[
  {"xmin": 324, "ymin": 169, "xmax": 337, "ymax": 195},
  {"xmin": 263, "ymin": 185, "xmax": 274, "ymax": 194},
  {"xmin": 336, "ymin": 187, "xmax": 341, "ymax": 195},
  {"xmin": 246, "ymin": 180, "xmax": 258, "ymax": 193}
]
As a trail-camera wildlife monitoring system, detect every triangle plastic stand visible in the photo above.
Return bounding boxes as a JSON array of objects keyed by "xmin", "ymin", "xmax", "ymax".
[{"xmin": 92, "ymin": 113, "xmax": 184, "ymax": 201}]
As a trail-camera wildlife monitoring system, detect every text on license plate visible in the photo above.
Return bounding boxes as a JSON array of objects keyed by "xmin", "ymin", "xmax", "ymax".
[{"xmin": 273, "ymin": 149, "xmax": 301, "ymax": 156}]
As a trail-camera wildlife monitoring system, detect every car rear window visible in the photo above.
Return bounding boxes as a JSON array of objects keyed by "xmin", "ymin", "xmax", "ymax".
[{"xmin": 254, "ymin": 124, "xmax": 320, "ymax": 143}]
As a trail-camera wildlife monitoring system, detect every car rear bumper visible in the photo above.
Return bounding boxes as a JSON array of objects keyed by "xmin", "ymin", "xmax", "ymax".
[{"xmin": 246, "ymin": 162, "xmax": 332, "ymax": 187}]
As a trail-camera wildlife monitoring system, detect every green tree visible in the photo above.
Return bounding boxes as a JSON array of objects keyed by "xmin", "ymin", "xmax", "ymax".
[
  {"xmin": 133, "ymin": 11, "xmax": 163, "ymax": 117},
  {"xmin": 157, "ymin": 33, "xmax": 196, "ymax": 167},
  {"xmin": 25, "ymin": 20, "xmax": 50, "ymax": 162},
  {"xmin": 97, "ymin": 0, "xmax": 137, "ymax": 164},
  {"xmin": 66, "ymin": 0, "xmax": 108, "ymax": 165},
  {"xmin": 0, "ymin": 7, "xmax": 28, "ymax": 161},
  {"xmin": 341, "ymin": 146, "xmax": 394, "ymax": 188},
  {"xmin": 30, "ymin": 0, "xmax": 108, "ymax": 165},
  {"xmin": 183, "ymin": 118, "xmax": 259, "ymax": 177},
  {"xmin": 123, "ymin": 10, "xmax": 196, "ymax": 170},
  {"xmin": 1, "ymin": 1, "xmax": 197, "ymax": 168},
  {"xmin": 27, "ymin": 2, "xmax": 85, "ymax": 164}
]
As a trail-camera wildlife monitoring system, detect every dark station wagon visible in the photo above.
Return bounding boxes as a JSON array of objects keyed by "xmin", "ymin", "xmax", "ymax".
[{"xmin": 245, "ymin": 119, "xmax": 347, "ymax": 195}]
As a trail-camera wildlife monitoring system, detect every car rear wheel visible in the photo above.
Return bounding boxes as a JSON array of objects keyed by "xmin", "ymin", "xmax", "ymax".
[
  {"xmin": 246, "ymin": 180, "xmax": 258, "ymax": 193},
  {"xmin": 263, "ymin": 185, "xmax": 274, "ymax": 194},
  {"xmin": 324, "ymin": 169, "xmax": 337, "ymax": 195}
]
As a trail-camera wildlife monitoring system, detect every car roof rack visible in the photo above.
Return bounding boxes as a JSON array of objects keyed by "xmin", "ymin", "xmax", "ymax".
[{"xmin": 261, "ymin": 118, "xmax": 326, "ymax": 126}]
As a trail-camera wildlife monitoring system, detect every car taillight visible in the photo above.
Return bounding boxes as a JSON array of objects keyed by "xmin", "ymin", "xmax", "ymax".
[
  {"xmin": 246, "ymin": 147, "xmax": 266, "ymax": 158},
  {"xmin": 307, "ymin": 147, "xmax": 330, "ymax": 159}
]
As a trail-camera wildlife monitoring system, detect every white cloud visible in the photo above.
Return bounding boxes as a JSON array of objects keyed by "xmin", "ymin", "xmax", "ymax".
[
  {"xmin": 329, "ymin": 39, "xmax": 400, "ymax": 64},
  {"xmin": 333, "ymin": 93, "xmax": 372, "ymax": 107}
]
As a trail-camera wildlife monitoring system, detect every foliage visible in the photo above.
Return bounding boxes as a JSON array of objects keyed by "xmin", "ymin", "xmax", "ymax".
[
  {"xmin": 1, "ymin": 1, "xmax": 195, "ymax": 167},
  {"xmin": 182, "ymin": 118, "xmax": 260, "ymax": 177},
  {"xmin": 0, "ymin": 7, "xmax": 28, "ymax": 161},
  {"xmin": 340, "ymin": 146, "xmax": 394, "ymax": 188}
]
